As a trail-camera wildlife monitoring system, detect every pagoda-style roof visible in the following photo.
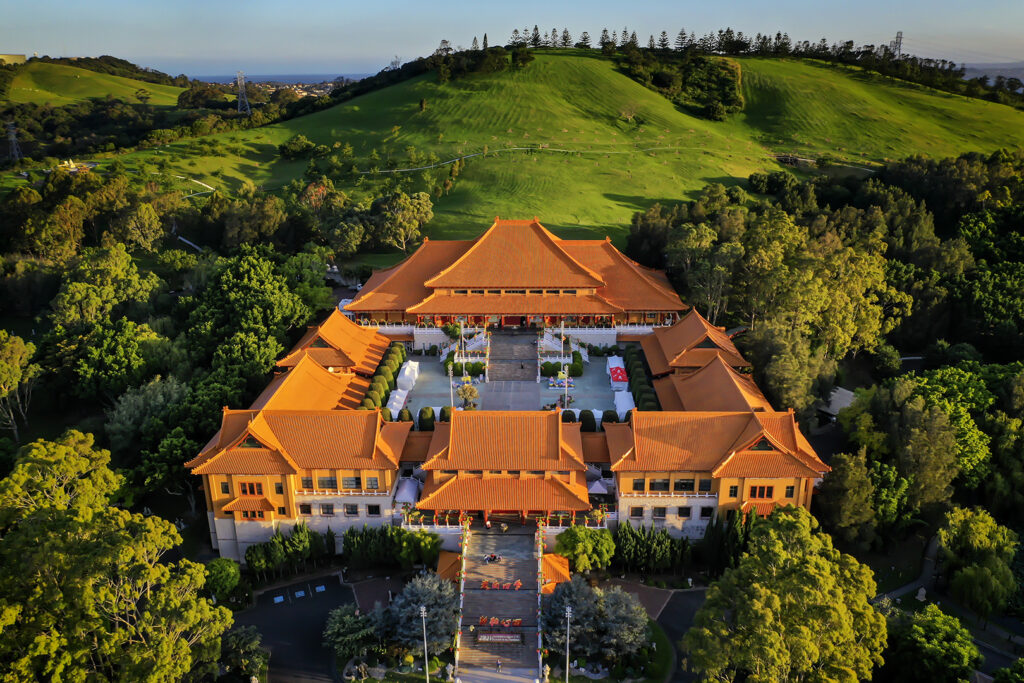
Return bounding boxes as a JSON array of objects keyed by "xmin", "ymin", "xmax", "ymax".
[
  {"xmin": 424, "ymin": 218, "xmax": 605, "ymax": 289},
  {"xmin": 422, "ymin": 410, "xmax": 586, "ymax": 471},
  {"xmin": 345, "ymin": 218, "xmax": 686, "ymax": 316},
  {"xmin": 653, "ymin": 356, "xmax": 770, "ymax": 412},
  {"xmin": 186, "ymin": 409, "xmax": 410, "ymax": 475},
  {"xmin": 277, "ymin": 309, "xmax": 390, "ymax": 376},
  {"xmin": 608, "ymin": 410, "xmax": 828, "ymax": 477},
  {"xmin": 254, "ymin": 353, "xmax": 370, "ymax": 412},
  {"xmin": 641, "ymin": 309, "xmax": 749, "ymax": 376},
  {"xmin": 417, "ymin": 475, "xmax": 590, "ymax": 512}
]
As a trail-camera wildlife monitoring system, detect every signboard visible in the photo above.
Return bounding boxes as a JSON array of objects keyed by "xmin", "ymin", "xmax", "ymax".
[{"xmin": 477, "ymin": 632, "xmax": 522, "ymax": 643}]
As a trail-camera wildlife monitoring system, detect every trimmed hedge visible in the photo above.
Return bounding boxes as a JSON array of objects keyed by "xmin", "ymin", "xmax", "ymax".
[
  {"xmin": 398, "ymin": 408, "xmax": 413, "ymax": 422},
  {"xmin": 580, "ymin": 410, "xmax": 596, "ymax": 432},
  {"xmin": 568, "ymin": 362, "xmax": 584, "ymax": 377},
  {"xmin": 561, "ymin": 411, "xmax": 577, "ymax": 423},
  {"xmin": 440, "ymin": 406, "xmax": 453, "ymax": 422},
  {"xmin": 380, "ymin": 407, "xmax": 393, "ymax": 421},
  {"xmin": 366, "ymin": 390, "xmax": 382, "ymax": 407},
  {"xmin": 602, "ymin": 410, "xmax": 618, "ymax": 426},
  {"xmin": 419, "ymin": 406, "xmax": 435, "ymax": 431},
  {"xmin": 361, "ymin": 398, "xmax": 375, "ymax": 409}
]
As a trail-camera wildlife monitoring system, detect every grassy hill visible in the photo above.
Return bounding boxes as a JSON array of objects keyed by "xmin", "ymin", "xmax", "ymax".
[
  {"xmin": 7, "ymin": 61, "xmax": 184, "ymax": 106},
  {"xmin": 10, "ymin": 52, "xmax": 1024, "ymax": 244}
]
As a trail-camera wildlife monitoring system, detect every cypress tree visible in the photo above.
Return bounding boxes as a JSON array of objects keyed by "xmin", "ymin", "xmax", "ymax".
[{"xmin": 483, "ymin": 33, "xmax": 488, "ymax": 49}]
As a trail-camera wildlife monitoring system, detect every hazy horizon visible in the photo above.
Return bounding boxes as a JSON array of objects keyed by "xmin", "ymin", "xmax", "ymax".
[{"xmin": 6, "ymin": 0, "xmax": 1024, "ymax": 77}]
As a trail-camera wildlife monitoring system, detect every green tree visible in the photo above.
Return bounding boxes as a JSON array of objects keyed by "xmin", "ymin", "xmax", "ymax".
[
  {"xmin": 542, "ymin": 577, "xmax": 648, "ymax": 663},
  {"xmin": 994, "ymin": 658, "xmax": 1024, "ymax": 683},
  {"xmin": 388, "ymin": 572, "xmax": 458, "ymax": 655},
  {"xmin": 323, "ymin": 603, "xmax": 376, "ymax": 662},
  {"xmin": 105, "ymin": 374, "xmax": 190, "ymax": 456},
  {"xmin": 882, "ymin": 604, "xmax": 980, "ymax": 682},
  {"xmin": 111, "ymin": 201, "xmax": 164, "ymax": 251},
  {"xmin": 456, "ymin": 382, "xmax": 479, "ymax": 408},
  {"xmin": 817, "ymin": 448, "xmax": 877, "ymax": 546},
  {"xmin": 219, "ymin": 626, "xmax": 269, "ymax": 682},
  {"xmin": 938, "ymin": 506, "xmax": 1017, "ymax": 619},
  {"xmin": 0, "ymin": 331, "xmax": 40, "ymax": 443},
  {"xmin": 555, "ymin": 525, "xmax": 616, "ymax": 572},
  {"xmin": 206, "ymin": 558, "xmax": 241, "ymax": 602},
  {"xmin": 683, "ymin": 507, "xmax": 886, "ymax": 682},
  {"xmin": 49, "ymin": 242, "xmax": 161, "ymax": 327},
  {"xmin": 368, "ymin": 191, "xmax": 433, "ymax": 252}
]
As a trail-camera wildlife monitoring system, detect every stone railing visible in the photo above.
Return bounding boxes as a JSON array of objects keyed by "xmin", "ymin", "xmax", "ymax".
[
  {"xmin": 453, "ymin": 521, "xmax": 471, "ymax": 676},
  {"xmin": 534, "ymin": 525, "xmax": 545, "ymax": 680}
]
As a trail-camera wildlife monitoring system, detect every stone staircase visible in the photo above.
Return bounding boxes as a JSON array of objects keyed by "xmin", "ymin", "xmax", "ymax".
[{"xmin": 458, "ymin": 531, "xmax": 539, "ymax": 676}]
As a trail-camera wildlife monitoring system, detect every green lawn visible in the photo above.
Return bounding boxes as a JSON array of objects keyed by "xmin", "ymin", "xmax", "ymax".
[
  {"xmin": 7, "ymin": 61, "xmax": 184, "ymax": 106},
  {"xmin": 859, "ymin": 533, "xmax": 929, "ymax": 594}
]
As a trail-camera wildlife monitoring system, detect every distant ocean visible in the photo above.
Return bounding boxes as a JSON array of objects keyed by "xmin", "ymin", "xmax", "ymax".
[{"xmin": 196, "ymin": 73, "xmax": 373, "ymax": 84}]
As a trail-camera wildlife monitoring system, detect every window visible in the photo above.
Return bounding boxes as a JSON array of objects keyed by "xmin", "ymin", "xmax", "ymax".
[
  {"xmin": 318, "ymin": 477, "xmax": 338, "ymax": 489},
  {"xmin": 785, "ymin": 485, "xmax": 795, "ymax": 498},
  {"xmin": 564, "ymin": 290, "xmax": 577, "ymax": 295},
  {"xmin": 749, "ymin": 486, "xmax": 774, "ymax": 499},
  {"xmin": 365, "ymin": 477, "xmax": 379, "ymax": 490},
  {"xmin": 678, "ymin": 506, "xmax": 691, "ymax": 518},
  {"xmin": 299, "ymin": 504, "xmax": 312, "ymax": 515},
  {"xmin": 487, "ymin": 289, "xmax": 500, "ymax": 295},
  {"xmin": 530, "ymin": 470, "xmax": 544, "ymax": 475},
  {"xmin": 277, "ymin": 506, "xmax": 286, "ymax": 515},
  {"xmin": 649, "ymin": 479, "xmax": 670, "ymax": 492},
  {"xmin": 467, "ymin": 470, "xmax": 483, "ymax": 475},
  {"xmin": 301, "ymin": 477, "xmax": 313, "ymax": 489},
  {"xmin": 239, "ymin": 482, "xmax": 263, "ymax": 496},
  {"xmin": 698, "ymin": 478, "xmax": 712, "ymax": 492},
  {"xmin": 529, "ymin": 289, "xmax": 543, "ymax": 294},
  {"xmin": 320, "ymin": 504, "xmax": 335, "ymax": 516},
  {"xmin": 220, "ymin": 482, "xmax": 230, "ymax": 495},
  {"xmin": 470, "ymin": 289, "xmax": 484, "ymax": 294},
  {"xmin": 510, "ymin": 470, "xmax": 521, "ymax": 476},
  {"xmin": 454, "ymin": 289, "xmax": 468, "ymax": 294},
  {"xmin": 629, "ymin": 507, "xmax": 644, "ymax": 518},
  {"xmin": 557, "ymin": 470, "xmax": 570, "ymax": 476},
  {"xmin": 274, "ymin": 482, "xmax": 283, "ymax": 495},
  {"xmin": 506, "ymin": 289, "xmax": 526, "ymax": 294},
  {"xmin": 442, "ymin": 470, "xmax": 458, "ymax": 475},
  {"xmin": 728, "ymin": 485, "xmax": 739, "ymax": 497},
  {"xmin": 489, "ymin": 470, "xmax": 502, "ymax": 474},
  {"xmin": 341, "ymin": 477, "xmax": 361, "ymax": 489},
  {"xmin": 240, "ymin": 511, "xmax": 264, "ymax": 520},
  {"xmin": 750, "ymin": 438, "xmax": 775, "ymax": 451},
  {"xmin": 674, "ymin": 478, "xmax": 695, "ymax": 492},
  {"xmin": 367, "ymin": 504, "xmax": 381, "ymax": 517},
  {"xmin": 344, "ymin": 504, "xmax": 359, "ymax": 516},
  {"xmin": 700, "ymin": 506, "xmax": 714, "ymax": 519},
  {"xmin": 653, "ymin": 507, "xmax": 667, "ymax": 519},
  {"xmin": 646, "ymin": 312, "xmax": 657, "ymax": 319},
  {"xmin": 545, "ymin": 289, "xmax": 559, "ymax": 295},
  {"xmin": 632, "ymin": 479, "xmax": 646, "ymax": 492}
]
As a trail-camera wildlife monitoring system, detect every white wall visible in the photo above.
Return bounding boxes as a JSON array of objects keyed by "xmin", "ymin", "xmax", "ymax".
[{"xmin": 615, "ymin": 494, "xmax": 717, "ymax": 539}]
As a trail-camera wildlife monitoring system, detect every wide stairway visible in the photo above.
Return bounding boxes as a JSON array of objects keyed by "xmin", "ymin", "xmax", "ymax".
[
  {"xmin": 459, "ymin": 529, "xmax": 539, "ymax": 680},
  {"xmin": 487, "ymin": 332, "xmax": 537, "ymax": 381}
]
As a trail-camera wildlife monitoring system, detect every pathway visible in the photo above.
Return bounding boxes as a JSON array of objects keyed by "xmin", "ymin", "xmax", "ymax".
[
  {"xmin": 459, "ymin": 530, "xmax": 539, "ymax": 682},
  {"xmin": 879, "ymin": 535, "xmax": 938, "ymax": 600},
  {"xmin": 487, "ymin": 332, "xmax": 537, "ymax": 382}
]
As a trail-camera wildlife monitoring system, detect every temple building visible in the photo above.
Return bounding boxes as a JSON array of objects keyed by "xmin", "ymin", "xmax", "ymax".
[
  {"xmin": 345, "ymin": 218, "xmax": 688, "ymax": 327},
  {"xmin": 187, "ymin": 219, "xmax": 829, "ymax": 562}
]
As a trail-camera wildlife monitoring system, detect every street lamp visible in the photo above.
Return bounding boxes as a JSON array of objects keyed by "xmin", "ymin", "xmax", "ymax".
[
  {"xmin": 420, "ymin": 605, "xmax": 430, "ymax": 683},
  {"xmin": 564, "ymin": 604, "xmax": 572, "ymax": 683}
]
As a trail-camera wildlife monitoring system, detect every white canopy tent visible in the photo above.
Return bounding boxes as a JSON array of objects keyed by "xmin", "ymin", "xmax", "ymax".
[
  {"xmin": 614, "ymin": 391, "xmax": 636, "ymax": 420},
  {"xmin": 397, "ymin": 361, "xmax": 420, "ymax": 391},
  {"xmin": 394, "ymin": 478, "xmax": 422, "ymax": 505}
]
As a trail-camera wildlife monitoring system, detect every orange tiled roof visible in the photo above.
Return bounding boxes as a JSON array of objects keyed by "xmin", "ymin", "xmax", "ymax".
[
  {"xmin": 653, "ymin": 357, "xmax": 771, "ymax": 413},
  {"xmin": 345, "ymin": 240, "xmax": 473, "ymax": 312},
  {"xmin": 422, "ymin": 411, "xmax": 586, "ymax": 471},
  {"xmin": 713, "ymin": 450, "xmax": 824, "ymax": 478},
  {"xmin": 541, "ymin": 553, "xmax": 571, "ymax": 594},
  {"xmin": 407, "ymin": 292, "xmax": 622, "ymax": 315},
  {"xmin": 741, "ymin": 500, "xmax": 779, "ymax": 517},
  {"xmin": 417, "ymin": 475, "xmax": 590, "ymax": 511},
  {"xmin": 424, "ymin": 218, "xmax": 605, "ymax": 289},
  {"xmin": 581, "ymin": 432, "xmax": 611, "ymax": 464},
  {"xmin": 253, "ymin": 354, "xmax": 371, "ymax": 412},
  {"xmin": 611, "ymin": 411, "xmax": 829, "ymax": 475},
  {"xmin": 641, "ymin": 310, "xmax": 749, "ymax": 376},
  {"xmin": 437, "ymin": 550, "xmax": 461, "ymax": 582},
  {"xmin": 400, "ymin": 431, "xmax": 434, "ymax": 462},
  {"xmin": 564, "ymin": 240, "xmax": 687, "ymax": 312},
  {"xmin": 222, "ymin": 496, "xmax": 276, "ymax": 512},
  {"xmin": 188, "ymin": 409, "xmax": 407, "ymax": 474},
  {"xmin": 277, "ymin": 310, "xmax": 390, "ymax": 375}
]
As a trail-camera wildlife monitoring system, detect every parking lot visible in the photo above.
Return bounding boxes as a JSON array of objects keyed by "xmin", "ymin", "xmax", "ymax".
[{"xmin": 233, "ymin": 575, "xmax": 355, "ymax": 683}]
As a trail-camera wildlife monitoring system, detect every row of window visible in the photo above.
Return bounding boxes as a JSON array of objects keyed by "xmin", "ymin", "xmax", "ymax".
[
  {"xmin": 440, "ymin": 470, "xmax": 570, "ymax": 476},
  {"xmin": 629, "ymin": 506, "xmax": 714, "ymax": 519},
  {"xmin": 301, "ymin": 476, "xmax": 378, "ymax": 490},
  {"xmin": 632, "ymin": 478, "xmax": 712, "ymax": 493},
  {"xmin": 450, "ymin": 289, "xmax": 579, "ymax": 296},
  {"xmin": 298, "ymin": 503, "xmax": 382, "ymax": 517}
]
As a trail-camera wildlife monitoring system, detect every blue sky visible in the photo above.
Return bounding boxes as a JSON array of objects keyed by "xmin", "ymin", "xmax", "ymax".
[{"xmin": 7, "ymin": 0, "xmax": 1024, "ymax": 76}]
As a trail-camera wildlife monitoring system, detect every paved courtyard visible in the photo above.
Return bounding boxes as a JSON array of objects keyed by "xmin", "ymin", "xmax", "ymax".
[{"xmin": 402, "ymin": 348, "xmax": 617, "ymax": 418}]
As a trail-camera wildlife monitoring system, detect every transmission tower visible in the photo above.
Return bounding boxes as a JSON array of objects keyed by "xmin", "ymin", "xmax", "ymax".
[
  {"xmin": 889, "ymin": 31, "xmax": 903, "ymax": 59},
  {"xmin": 6, "ymin": 122, "xmax": 21, "ymax": 163},
  {"xmin": 236, "ymin": 71, "xmax": 251, "ymax": 116}
]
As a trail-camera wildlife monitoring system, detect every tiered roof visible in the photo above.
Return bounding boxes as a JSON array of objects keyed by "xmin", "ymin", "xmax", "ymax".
[
  {"xmin": 641, "ymin": 309, "xmax": 749, "ymax": 376},
  {"xmin": 185, "ymin": 409, "xmax": 411, "ymax": 475},
  {"xmin": 253, "ymin": 353, "xmax": 370, "ymax": 412},
  {"xmin": 653, "ymin": 356, "xmax": 771, "ymax": 412},
  {"xmin": 277, "ymin": 309, "xmax": 390, "ymax": 375},
  {"xmin": 422, "ymin": 411, "xmax": 586, "ymax": 471},
  {"xmin": 417, "ymin": 475, "xmax": 590, "ymax": 512},
  {"xmin": 346, "ymin": 218, "xmax": 686, "ymax": 316},
  {"xmin": 609, "ymin": 410, "xmax": 828, "ymax": 478}
]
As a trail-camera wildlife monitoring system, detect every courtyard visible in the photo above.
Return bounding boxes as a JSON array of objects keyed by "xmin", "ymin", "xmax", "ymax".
[{"xmin": 401, "ymin": 336, "xmax": 618, "ymax": 419}]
